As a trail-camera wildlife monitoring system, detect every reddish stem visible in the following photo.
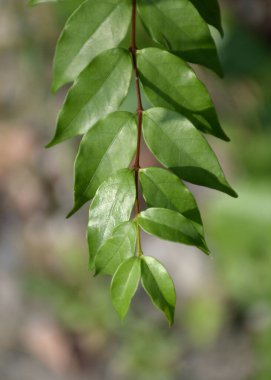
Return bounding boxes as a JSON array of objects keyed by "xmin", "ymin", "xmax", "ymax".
[{"xmin": 130, "ymin": 0, "xmax": 143, "ymax": 255}]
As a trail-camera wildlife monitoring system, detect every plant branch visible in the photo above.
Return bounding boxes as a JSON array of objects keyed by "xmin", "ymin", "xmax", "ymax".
[{"xmin": 130, "ymin": 0, "xmax": 143, "ymax": 256}]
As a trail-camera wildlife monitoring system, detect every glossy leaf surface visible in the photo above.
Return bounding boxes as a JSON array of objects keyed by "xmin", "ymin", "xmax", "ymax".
[
  {"xmin": 141, "ymin": 256, "xmax": 176, "ymax": 326},
  {"xmin": 111, "ymin": 257, "xmax": 141, "ymax": 320},
  {"xmin": 137, "ymin": 47, "xmax": 228, "ymax": 141},
  {"xmin": 139, "ymin": 167, "xmax": 203, "ymax": 233},
  {"xmin": 138, "ymin": 0, "xmax": 222, "ymax": 76},
  {"xmin": 190, "ymin": 0, "xmax": 223, "ymax": 35},
  {"xmin": 68, "ymin": 112, "xmax": 137, "ymax": 216},
  {"xmin": 95, "ymin": 221, "xmax": 137, "ymax": 276},
  {"xmin": 87, "ymin": 169, "xmax": 136, "ymax": 270},
  {"xmin": 47, "ymin": 48, "xmax": 132, "ymax": 146},
  {"xmin": 52, "ymin": 0, "xmax": 132, "ymax": 90},
  {"xmin": 143, "ymin": 108, "xmax": 237, "ymax": 197},
  {"xmin": 139, "ymin": 208, "xmax": 209, "ymax": 254}
]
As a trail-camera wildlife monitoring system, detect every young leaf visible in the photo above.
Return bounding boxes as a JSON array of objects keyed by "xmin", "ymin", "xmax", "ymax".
[
  {"xmin": 68, "ymin": 112, "xmax": 137, "ymax": 216},
  {"xmin": 137, "ymin": 47, "xmax": 229, "ymax": 141},
  {"xmin": 139, "ymin": 208, "xmax": 209, "ymax": 254},
  {"xmin": 190, "ymin": 0, "xmax": 223, "ymax": 36},
  {"xmin": 87, "ymin": 169, "xmax": 136, "ymax": 270},
  {"xmin": 139, "ymin": 167, "xmax": 203, "ymax": 233},
  {"xmin": 143, "ymin": 108, "xmax": 237, "ymax": 198},
  {"xmin": 47, "ymin": 48, "xmax": 132, "ymax": 147},
  {"xmin": 52, "ymin": 0, "xmax": 132, "ymax": 90},
  {"xmin": 111, "ymin": 257, "xmax": 141, "ymax": 320},
  {"xmin": 141, "ymin": 256, "xmax": 176, "ymax": 326},
  {"xmin": 137, "ymin": 0, "xmax": 223, "ymax": 77},
  {"xmin": 95, "ymin": 221, "xmax": 137, "ymax": 276}
]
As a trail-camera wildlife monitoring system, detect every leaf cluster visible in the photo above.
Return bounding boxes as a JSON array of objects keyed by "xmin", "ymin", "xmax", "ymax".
[{"xmin": 29, "ymin": 0, "xmax": 237, "ymax": 325}]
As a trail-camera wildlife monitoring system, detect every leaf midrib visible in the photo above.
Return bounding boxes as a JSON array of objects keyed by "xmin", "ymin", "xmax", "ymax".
[
  {"xmin": 100, "ymin": 225, "xmax": 134, "ymax": 272},
  {"xmin": 64, "ymin": 1, "xmax": 127, "ymax": 77},
  {"xmin": 139, "ymin": 51, "xmax": 201, "ymax": 110},
  {"xmin": 141, "ymin": 209, "xmax": 199, "ymax": 243},
  {"xmin": 118, "ymin": 261, "xmax": 138, "ymax": 302},
  {"xmin": 142, "ymin": 173, "xmax": 193, "ymax": 213},
  {"xmin": 101, "ymin": 177, "xmax": 133, "ymax": 247},
  {"xmin": 145, "ymin": 114, "xmax": 201, "ymax": 168},
  {"xmin": 145, "ymin": 0, "xmax": 213, "ymax": 51},
  {"xmin": 143, "ymin": 262, "xmax": 174, "ymax": 309},
  {"xmin": 61, "ymin": 52, "xmax": 126, "ymax": 134},
  {"xmin": 82, "ymin": 117, "xmax": 133, "ymax": 198}
]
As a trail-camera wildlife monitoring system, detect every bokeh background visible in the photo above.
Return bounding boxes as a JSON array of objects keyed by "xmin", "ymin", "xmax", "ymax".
[{"xmin": 1, "ymin": 0, "xmax": 271, "ymax": 379}]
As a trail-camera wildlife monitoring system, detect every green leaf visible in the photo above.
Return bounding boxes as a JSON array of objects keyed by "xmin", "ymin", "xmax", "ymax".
[
  {"xmin": 137, "ymin": 0, "xmax": 222, "ymax": 77},
  {"xmin": 47, "ymin": 48, "xmax": 132, "ymax": 146},
  {"xmin": 139, "ymin": 208, "xmax": 209, "ymax": 254},
  {"xmin": 143, "ymin": 108, "xmax": 237, "ymax": 198},
  {"xmin": 52, "ymin": 0, "xmax": 132, "ymax": 90},
  {"xmin": 141, "ymin": 256, "xmax": 176, "ymax": 326},
  {"xmin": 111, "ymin": 257, "xmax": 141, "ymax": 320},
  {"xmin": 139, "ymin": 167, "xmax": 203, "ymax": 233},
  {"xmin": 95, "ymin": 221, "xmax": 137, "ymax": 276},
  {"xmin": 190, "ymin": 0, "xmax": 223, "ymax": 36},
  {"xmin": 68, "ymin": 112, "xmax": 137, "ymax": 216},
  {"xmin": 87, "ymin": 169, "xmax": 136, "ymax": 270},
  {"xmin": 137, "ymin": 47, "xmax": 229, "ymax": 141}
]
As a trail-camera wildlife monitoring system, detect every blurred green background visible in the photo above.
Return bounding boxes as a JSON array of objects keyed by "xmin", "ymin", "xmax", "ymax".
[{"xmin": 1, "ymin": 1, "xmax": 271, "ymax": 379}]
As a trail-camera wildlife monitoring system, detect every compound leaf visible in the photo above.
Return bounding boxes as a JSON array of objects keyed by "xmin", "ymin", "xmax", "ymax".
[
  {"xmin": 29, "ymin": 0, "xmax": 237, "ymax": 326},
  {"xmin": 52, "ymin": 0, "xmax": 132, "ymax": 90},
  {"xmin": 139, "ymin": 167, "xmax": 203, "ymax": 233},
  {"xmin": 141, "ymin": 256, "xmax": 176, "ymax": 326},
  {"xmin": 138, "ymin": 0, "xmax": 222, "ymax": 76},
  {"xmin": 111, "ymin": 257, "xmax": 141, "ymax": 320},
  {"xmin": 143, "ymin": 108, "xmax": 237, "ymax": 197},
  {"xmin": 47, "ymin": 48, "xmax": 132, "ymax": 146},
  {"xmin": 139, "ymin": 207, "xmax": 209, "ymax": 254},
  {"xmin": 87, "ymin": 169, "xmax": 136, "ymax": 270},
  {"xmin": 68, "ymin": 112, "xmax": 137, "ymax": 216},
  {"xmin": 137, "ymin": 47, "xmax": 229, "ymax": 141},
  {"xmin": 95, "ymin": 221, "xmax": 137, "ymax": 276}
]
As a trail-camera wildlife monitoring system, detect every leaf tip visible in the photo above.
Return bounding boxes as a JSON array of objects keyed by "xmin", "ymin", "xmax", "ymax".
[
  {"xmin": 227, "ymin": 186, "xmax": 238, "ymax": 199},
  {"xmin": 220, "ymin": 28, "xmax": 224, "ymax": 38},
  {"xmin": 231, "ymin": 189, "xmax": 239, "ymax": 199},
  {"xmin": 201, "ymin": 239, "xmax": 210, "ymax": 255},
  {"xmin": 51, "ymin": 79, "xmax": 60, "ymax": 94},
  {"xmin": 66, "ymin": 211, "xmax": 73, "ymax": 219},
  {"xmin": 218, "ymin": 130, "xmax": 230, "ymax": 142},
  {"xmin": 119, "ymin": 312, "xmax": 127, "ymax": 322},
  {"xmin": 166, "ymin": 307, "xmax": 175, "ymax": 327},
  {"xmin": 218, "ymin": 67, "xmax": 224, "ymax": 79},
  {"xmin": 45, "ymin": 132, "xmax": 64, "ymax": 148},
  {"xmin": 93, "ymin": 269, "xmax": 99, "ymax": 277},
  {"xmin": 44, "ymin": 140, "xmax": 55, "ymax": 149},
  {"xmin": 66, "ymin": 205, "xmax": 78, "ymax": 219},
  {"xmin": 45, "ymin": 132, "xmax": 61, "ymax": 148}
]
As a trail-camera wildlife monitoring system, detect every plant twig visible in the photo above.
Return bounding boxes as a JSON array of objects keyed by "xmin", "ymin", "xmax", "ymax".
[{"xmin": 130, "ymin": 0, "xmax": 143, "ymax": 256}]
